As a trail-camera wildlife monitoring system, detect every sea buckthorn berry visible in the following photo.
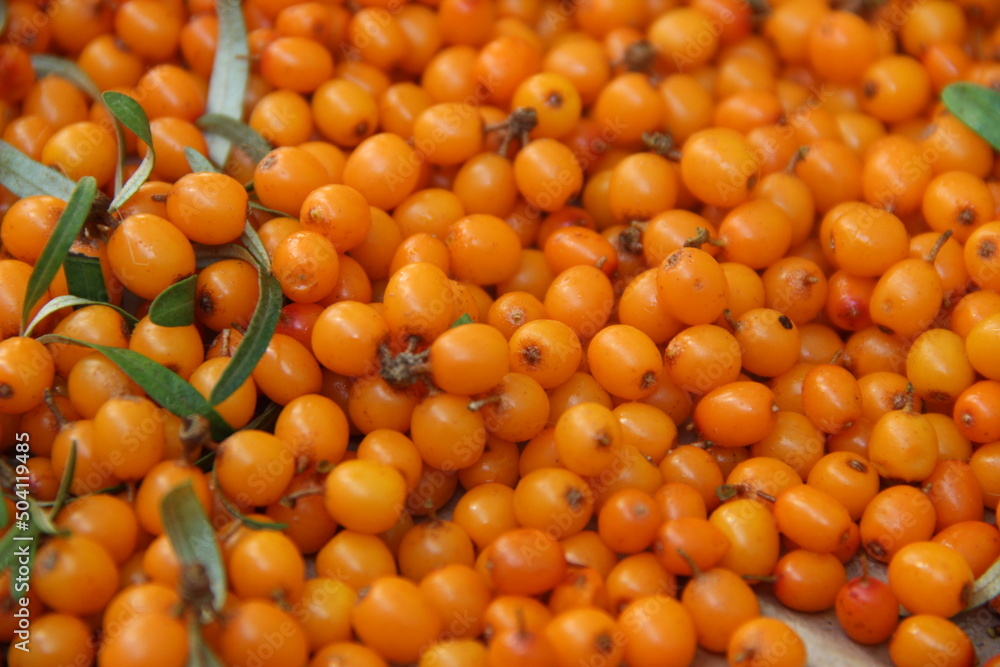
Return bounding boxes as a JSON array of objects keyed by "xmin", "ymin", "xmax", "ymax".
[
  {"xmin": 32, "ymin": 535, "xmax": 118, "ymax": 616},
  {"xmin": 681, "ymin": 565, "xmax": 761, "ymax": 654},
  {"xmin": 217, "ymin": 601, "xmax": 309, "ymax": 667},
  {"xmin": 114, "ymin": 0, "xmax": 182, "ymax": 62},
  {"xmin": 195, "ymin": 258, "xmax": 260, "ymax": 333},
  {"xmin": 586, "ymin": 324, "xmax": 661, "ymax": 400},
  {"xmin": 312, "ymin": 301, "xmax": 387, "ymax": 378},
  {"xmin": 543, "ymin": 607, "xmax": 623, "ymax": 667},
  {"xmin": 807, "ymin": 452, "xmax": 879, "ymax": 521},
  {"xmin": 680, "ymin": 127, "xmax": 760, "ymax": 209},
  {"xmin": 513, "ymin": 467, "xmax": 594, "ymax": 540},
  {"xmin": 165, "ymin": 172, "xmax": 249, "ymax": 245},
  {"xmin": 608, "ymin": 152, "xmax": 678, "ymax": 223},
  {"xmin": 727, "ymin": 618, "xmax": 807, "ymax": 667},
  {"xmin": 954, "ymin": 380, "xmax": 1000, "ymax": 444},
  {"xmin": 91, "ymin": 396, "xmax": 165, "ymax": 482},
  {"xmin": 695, "ymin": 382, "xmax": 778, "ymax": 448},
  {"xmin": 664, "ymin": 324, "xmax": 741, "ymax": 396},
  {"xmin": 311, "ymin": 79, "xmax": 378, "ymax": 148},
  {"xmin": 793, "ymin": 140, "xmax": 863, "ymax": 214},
  {"xmin": 0, "ymin": 337, "xmax": 55, "ymax": 415},
  {"xmin": 254, "ymin": 146, "xmax": 332, "ymax": 217},
  {"xmin": 965, "ymin": 222, "xmax": 1000, "ymax": 292},
  {"xmin": 260, "ymin": 36, "xmax": 334, "ymax": 93},
  {"xmin": 324, "ymin": 459, "xmax": 406, "ymax": 534},
  {"xmin": 868, "ymin": 408, "xmax": 938, "ymax": 483},
  {"xmin": 860, "ymin": 485, "xmax": 936, "ymax": 563},
  {"xmin": 383, "ymin": 262, "xmax": 455, "ymax": 343},
  {"xmin": 488, "ymin": 528, "xmax": 567, "ymax": 596},
  {"xmin": 507, "ymin": 318, "xmax": 582, "ymax": 389},
  {"xmin": 773, "ymin": 484, "xmax": 853, "ymax": 554},
  {"xmin": 922, "ymin": 171, "xmax": 993, "ymax": 243},
  {"xmin": 513, "ymin": 138, "xmax": 583, "ymax": 213},
  {"xmin": 512, "ymin": 72, "xmax": 582, "ymax": 140},
  {"xmin": 906, "ymin": 328, "xmax": 975, "ymax": 404},
  {"xmin": 730, "ymin": 308, "xmax": 801, "ymax": 379},
  {"xmin": 932, "ymin": 520, "xmax": 1000, "ymax": 579},
  {"xmin": 41, "ymin": 121, "xmax": 117, "ymax": 187},
  {"xmin": 761, "ymin": 257, "xmax": 828, "ymax": 325},
  {"xmin": 889, "ymin": 615, "xmax": 975, "ymax": 667},
  {"xmin": 446, "ymin": 214, "xmax": 522, "ymax": 286},
  {"xmin": 343, "ymin": 133, "xmax": 422, "ymax": 211},
  {"xmin": 654, "ymin": 517, "xmax": 731, "ymax": 577},
  {"xmin": 808, "ymin": 11, "xmax": 878, "ymax": 84},
  {"xmin": 888, "ymin": 541, "xmax": 974, "ymax": 618},
  {"xmin": 543, "ymin": 265, "xmax": 614, "ymax": 340},
  {"xmin": 717, "ymin": 199, "xmax": 793, "ymax": 270},
  {"xmin": 656, "ymin": 248, "xmax": 729, "ymax": 326},
  {"xmin": 554, "ymin": 402, "xmax": 623, "ymax": 478},
  {"xmin": 773, "ymin": 549, "xmax": 847, "ymax": 613},
  {"xmin": 414, "ymin": 103, "xmax": 484, "ymax": 166},
  {"xmin": 543, "ymin": 227, "xmax": 618, "ymax": 277},
  {"xmin": 429, "ymin": 322, "xmax": 509, "ymax": 395},
  {"xmin": 0, "ymin": 195, "xmax": 64, "ymax": 265},
  {"xmin": 216, "ymin": 430, "xmax": 293, "ymax": 508},
  {"xmin": 272, "ymin": 230, "xmax": 340, "ymax": 304},
  {"xmin": 861, "ymin": 55, "xmax": 932, "ymax": 124},
  {"xmin": 801, "ymin": 364, "xmax": 862, "ymax": 435},
  {"xmin": 869, "ymin": 256, "xmax": 945, "ymax": 339}
]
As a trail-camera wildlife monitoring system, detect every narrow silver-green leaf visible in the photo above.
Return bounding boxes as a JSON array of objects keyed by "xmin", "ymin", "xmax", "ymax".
[
  {"xmin": 31, "ymin": 54, "xmax": 102, "ymax": 102},
  {"xmin": 239, "ymin": 222, "xmax": 270, "ymax": 271},
  {"xmin": 103, "ymin": 91, "xmax": 155, "ymax": 211},
  {"xmin": 161, "ymin": 482, "xmax": 227, "ymax": 612},
  {"xmin": 0, "ymin": 494, "xmax": 7, "ymax": 528},
  {"xmin": 29, "ymin": 499, "xmax": 66, "ymax": 536},
  {"xmin": 197, "ymin": 113, "xmax": 271, "ymax": 164},
  {"xmin": 32, "ymin": 55, "xmax": 127, "ymax": 195},
  {"xmin": 209, "ymin": 272, "xmax": 281, "ymax": 405},
  {"xmin": 194, "ymin": 242, "xmax": 256, "ymax": 269},
  {"xmin": 63, "ymin": 253, "xmax": 109, "ymax": 304},
  {"xmin": 36, "ymin": 334, "xmax": 234, "ymax": 441},
  {"xmin": 450, "ymin": 313, "xmax": 473, "ymax": 328},
  {"xmin": 204, "ymin": 0, "xmax": 249, "ymax": 165},
  {"xmin": 184, "ymin": 146, "xmax": 220, "ymax": 174},
  {"xmin": 149, "ymin": 275, "xmax": 198, "ymax": 327},
  {"xmin": 0, "ymin": 140, "xmax": 75, "ymax": 200},
  {"xmin": 21, "ymin": 177, "xmax": 97, "ymax": 332},
  {"xmin": 248, "ymin": 200, "xmax": 287, "ymax": 217},
  {"xmin": 49, "ymin": 439, "xmax": 76, "ymax": 517},
  {"xmin": 941, "ymin": 82, "xmax": 1000, "ymax": 151},
  {"xmin": 188, "ymin": 616, "xmax": 224, "ymax": 667},
  {"xmin": 0, "ymin": 1, "xmax": 8, "ymax": 35},
  {"xmin": 23, "ymin": 295, "xmax": 136, "ymax": 338},
  {"xmin": 212, "ymin": 468, "xmax": 287, "ymax": 531}
]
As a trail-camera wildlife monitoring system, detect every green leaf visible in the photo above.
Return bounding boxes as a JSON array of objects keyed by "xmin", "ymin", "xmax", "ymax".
[
  {"xmin": 149, "ymin": 275, "xmax": 198, "ymax": 327},
  {"xmin": 0, "ymin": 1, "xmax": 8, "ymax": 36},
  {"xmin": 0, "ymin": 495, "xmax": 7, "ymax": 528},
  {"xmin": 21, "ymin": 177, "xmax": 98, "ymax": 333},
  {"xmin": 63, "ymin": 253, "xmax": 110, "ymax": 304},
  {"xmin": 204, "ymin": 0, "xmax": 249, "ymax": 165},
  {"xmin": 188, "ymin": 616, "xmax": 224, "ymax": 667},
  {"xmin": 197, "ymin": 113, "xmax": 272, "ymax": 165},
  {"xmin": 48, "ymin": 436, "xmax": 75, "ymax": 517},
  {"xmin": 248, "ymin": 200, "xmax": 288, "ymax": 217},
  {"xmin": 239, "ymin": 222, "xmax": 270, "ymax": 271},
  {"xmin": 36, "ymin": 334, "xmax": 234, "ymax": 441},
  {"xmin": 33, "ymin": 56, "xmax": 128, "ymax": 196},
  {"xmin": 243, "ymin": 401, "xmax": 280, "ymax": 432},
  {"xmin": 450, "ymin": 313, "xmax": 473, "ymax": 328},
  {"xmin": 29, "ymin": 499, "xmax": 66, "ymax": 536},
  {"xmin": 30, "ymin": 54, "xmax": 102, "ymax": 103},
  {"xmin": 209, "ymin": 272, "xmax": 281, "ymax": 405},
  {"xmin": 212, "ymin": 469, "xmax": 287, "ymax": 531},
  {"xmin": 0, "ymin": 139, "xmax": 75, "ymax": 200},
  {"xmin": 103, "ymin": 91, "xmax": 156, "ymax": 212},
  {"xmin": 161, "ymin": 482, "xmax": 227, "ymax": 612},
  {"xmin": 184, "ymin": 146, "xmax": 220, "ymax": 174},
  {"xmin": 941, "ymin": 82, "xmax": 1000, "ymax": 151},
  {"xmin": 23, "ymin": 295, "xmax": 136, "ymax": 338},
  {"xmin": 194, "ymin": 242, "xmax": 256, "ymax": 269}
]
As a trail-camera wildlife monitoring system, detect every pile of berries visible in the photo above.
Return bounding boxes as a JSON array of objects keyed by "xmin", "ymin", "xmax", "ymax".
[{"xmin": 0, "ymin": 0, "xmax": 999, "ymax": 665}]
